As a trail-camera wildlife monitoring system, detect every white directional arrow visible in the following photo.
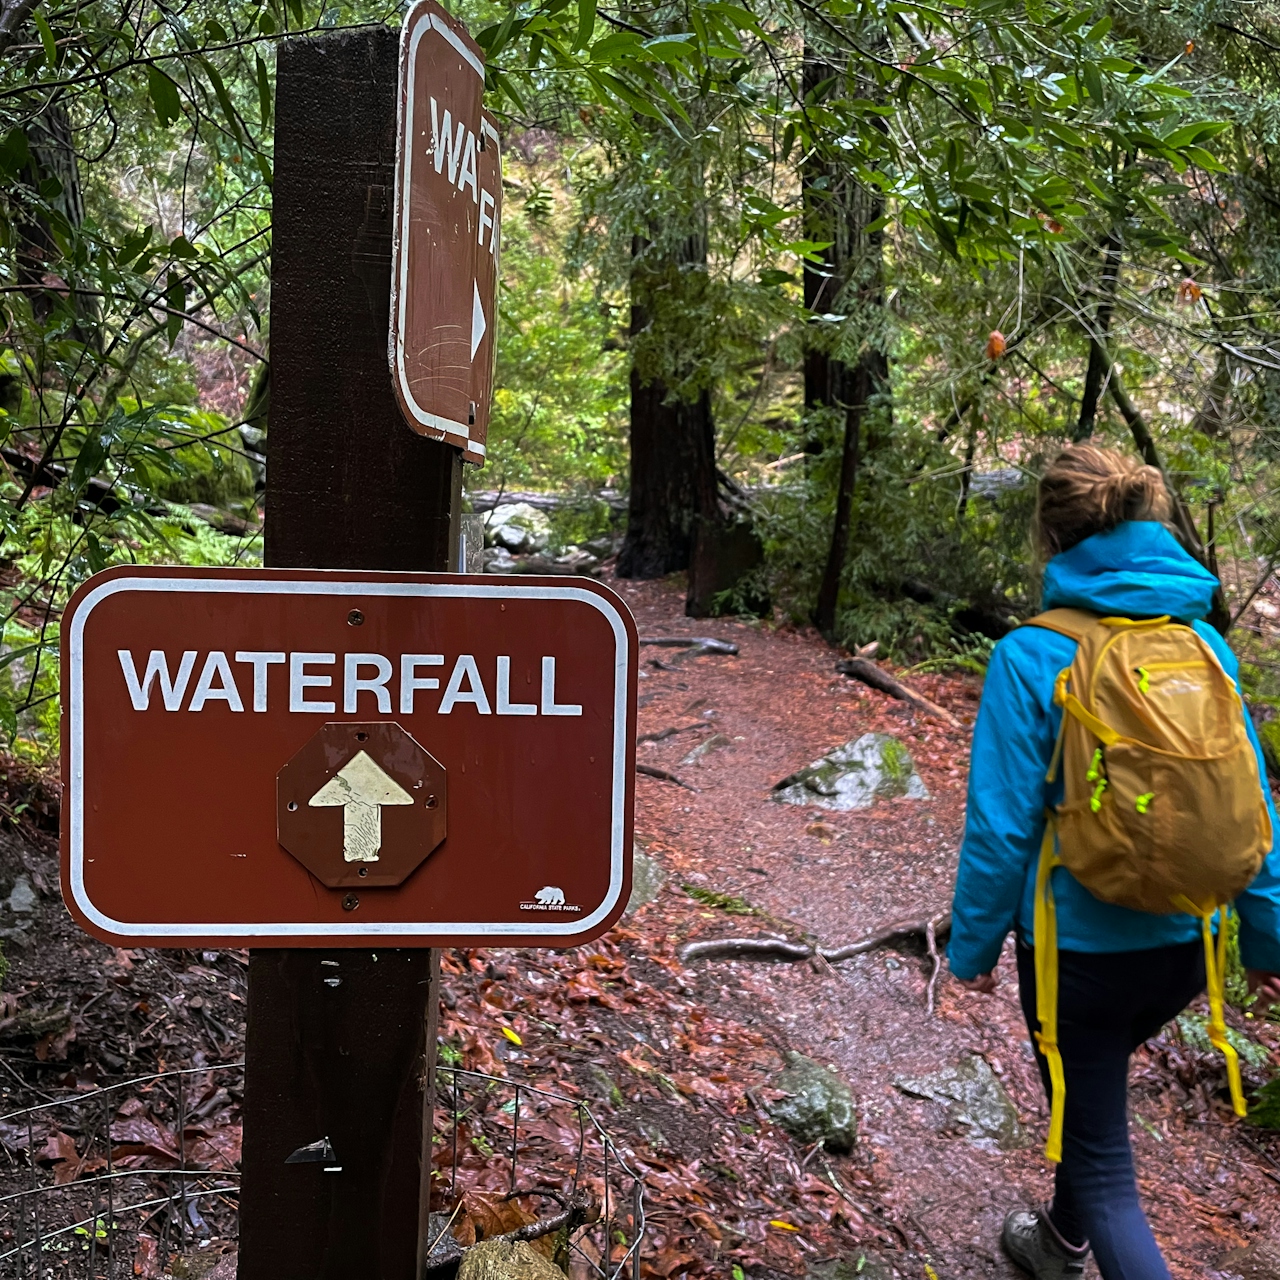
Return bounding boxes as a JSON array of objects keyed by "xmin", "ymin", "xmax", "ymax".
[
  {"xmin": 308, "ymin": 750, "xmax": 414, "ymax": 863},
  {"xmin": 470, "ymin": 280, "xmax": 487, "ymax": 361}
]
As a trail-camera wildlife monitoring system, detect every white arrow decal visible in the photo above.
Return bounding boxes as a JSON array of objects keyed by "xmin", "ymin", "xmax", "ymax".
[
  {"xmin": 308, "ymin": 750, "xmax": 414, "ymax": 863},
  {"xmin": 471, "ymin": 280, "xmax": 487, "ymax": 361}
]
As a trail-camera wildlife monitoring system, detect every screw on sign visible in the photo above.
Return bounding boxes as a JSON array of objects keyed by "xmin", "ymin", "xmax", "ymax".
[
  {"xmin": 390, "ymin": 0, "xmax": 502, "ymax": 464},
  {"xmin": 60, "ymin": 566, "xmax": 637, "ymax": 948}
]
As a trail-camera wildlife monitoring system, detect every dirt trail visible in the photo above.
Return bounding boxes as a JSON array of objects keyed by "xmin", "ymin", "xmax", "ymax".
[{"xmin": 614, "ymin": 573, "xmax": 1280, "ymax": 1280}]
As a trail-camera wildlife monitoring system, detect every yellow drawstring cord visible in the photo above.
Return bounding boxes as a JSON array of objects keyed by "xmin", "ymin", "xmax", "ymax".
[
  {"xmin": 1034, "ymin": 818, "xmax": 1066, "ymax": 1163},
  {"xmin": 1170, "ymin": 896, "xmax": 1247, "ymax": 1118}
]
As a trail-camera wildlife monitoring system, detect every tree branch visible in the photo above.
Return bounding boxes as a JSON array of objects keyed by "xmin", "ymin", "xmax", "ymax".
[{"xmin": 0, "ymin": 0, "xmax": 42, "ymax": 59}]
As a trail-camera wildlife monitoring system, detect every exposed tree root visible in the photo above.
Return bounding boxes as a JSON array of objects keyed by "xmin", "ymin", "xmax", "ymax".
[
  {"xmin": 636, "ymin": 763, "xmax": 697, "ymax": 790},
  {"xmin": 677, "ymin": 913, "xmax": 951, "ymax": 967},
  {"xmin": 637, "ymin": 723, "xmax": 703, "ymax": 743},
  {"xmin": 640, "ymin": 636, "xmax": 739, "ymax": 655},
  {"xmin": 834, "ymin": 658, "xmax": 961, "ymax": 728}
]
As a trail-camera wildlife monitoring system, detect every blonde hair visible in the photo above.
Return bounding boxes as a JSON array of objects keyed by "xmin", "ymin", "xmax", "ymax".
[{"xmin": 1034, "ymin": 445, "xmax": 1172, "ymax": 559}]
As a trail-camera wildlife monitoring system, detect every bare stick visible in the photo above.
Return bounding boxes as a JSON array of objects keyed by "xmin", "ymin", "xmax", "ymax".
[{"xmin": 834, "ymin": 659, "xmax": 961, "ymax": 727}]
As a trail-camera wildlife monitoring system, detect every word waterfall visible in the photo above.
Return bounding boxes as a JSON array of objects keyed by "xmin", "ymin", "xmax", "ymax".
[{"xmin": 115, "ymin": 650, "xmax": 584, "ymax": 717}]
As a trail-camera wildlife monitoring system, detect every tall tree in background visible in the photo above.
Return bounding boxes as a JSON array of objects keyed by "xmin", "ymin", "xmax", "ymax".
[
  {"xmin": 800, "ymin": 37, "xmax": 890, "ymax": 637},
  {"xmin": 617, "ymin": 231, "xmax": 720, "ymax": 578}
]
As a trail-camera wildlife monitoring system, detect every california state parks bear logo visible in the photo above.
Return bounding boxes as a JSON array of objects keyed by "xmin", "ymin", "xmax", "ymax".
[{"xmin": 520, "ymin": 885, "xmax": 581, "ymax": 913}]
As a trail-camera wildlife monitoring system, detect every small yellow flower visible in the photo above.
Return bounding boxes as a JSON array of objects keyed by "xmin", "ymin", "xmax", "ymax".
[{"xmin": 501, "ymin": 1026, "xmax": 523, "ymax": 1046}]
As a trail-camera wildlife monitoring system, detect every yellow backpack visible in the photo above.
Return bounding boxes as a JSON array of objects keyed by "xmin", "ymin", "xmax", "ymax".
[{"xmin": 1023, "ymin": 609, "xmax": 1272, "ymax": 1161}]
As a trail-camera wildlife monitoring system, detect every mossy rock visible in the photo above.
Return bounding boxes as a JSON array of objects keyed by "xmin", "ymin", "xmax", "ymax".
[
  {"xmin": 772, "ymin": 733, "xmax": 928, "ymax": 811},
  {"xmin": 768, "ymin": 1052, "xmax": 857, "ymax": 1153}
]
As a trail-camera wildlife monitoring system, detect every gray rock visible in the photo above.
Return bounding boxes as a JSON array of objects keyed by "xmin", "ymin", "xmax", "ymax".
[
  {"xmin": 1219, "ymin": 1237, "xmax": 1280, "ymax": 1279},
  {"xmin": 485, "ymin": 502, "xmax": 553, "ymax": 554},
  {"xmin": 682, "ymin": 733, "xmax": 731, "ymax": 766},
  {"xmin": 483, "ymin": 546, "xmax": 518, "ymax": 574},
  {"xmin": 7, "ymin": 876, "xmax": 36, "ymax": 915},
  {"xmin": 422, "ymin": 1213, "xmax": 466, "ymax": 1276},
  {"xmin": 768, "ymin": 1052, "xmax": 857, "ymax": 1153},
  {"xmin": 772, "ymin": 733, "xmax": 928, "ymax": 811},
  {"xmin": 626, "ymin": 848, "xmax": 666, "ymax": 914},
  {"xmin": 894, "ymin": 1055, "xmax": 1028, "ymax": 1152}
]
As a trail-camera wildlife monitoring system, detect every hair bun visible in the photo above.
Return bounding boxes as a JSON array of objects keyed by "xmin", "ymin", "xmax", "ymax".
[{"xmin": 1035, "ymin": 445, "xmax": 1172, "ymax": 557}]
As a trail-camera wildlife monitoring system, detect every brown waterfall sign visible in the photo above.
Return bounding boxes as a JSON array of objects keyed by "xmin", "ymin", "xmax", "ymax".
[
  {"xmin": 61, "ymin": 567, "xmax": 636, "ymax": 948},
  {"xmin": 389, "ymin": 0, "xmax": 501, "ymax": 464}
]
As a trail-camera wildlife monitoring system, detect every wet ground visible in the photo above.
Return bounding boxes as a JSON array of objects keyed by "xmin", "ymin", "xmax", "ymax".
[{"xmin": 612, "ymin": 572, "xmax": 1280, "ymax": 1279}]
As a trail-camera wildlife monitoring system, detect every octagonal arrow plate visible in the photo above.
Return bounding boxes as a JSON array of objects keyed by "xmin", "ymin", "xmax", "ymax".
[{"xmin": 277, "ymin": 721, "xmax": 447, "ymax": 889}]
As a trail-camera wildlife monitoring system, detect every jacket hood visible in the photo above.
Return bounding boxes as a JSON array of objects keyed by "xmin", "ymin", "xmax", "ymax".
[{"xmin": 1040, "ymin": 521, "xmax": 1218, "ymax": 622}]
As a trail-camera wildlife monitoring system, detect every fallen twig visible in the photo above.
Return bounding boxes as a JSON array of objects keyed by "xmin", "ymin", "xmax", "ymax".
[
  {"xmin": 677, "ymin": 913, "xmax": 951, "ymax": 965},
  {"xmin": 500, "ymin": 1189, "xmax": 599, "ymax": 1243},
  {"xmin": 834, "ymin": 658, "xmax": 962, "ymax": 728},
  {"xmin": 640, "ymin": 636, "xmax": 739, "ymax": 655},
  {"xmin": 636, "ymin": 763, "xmax": 697, "ymax": 791}
]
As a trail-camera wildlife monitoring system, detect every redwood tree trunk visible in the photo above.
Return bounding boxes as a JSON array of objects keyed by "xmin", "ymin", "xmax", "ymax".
[
  {"xmin": 803, "ymin": 41, "xmax": 889, "ymax": 639},
  {"xmin": 618, "ymin": 235, "xmax": 719, "ymax": 580}
]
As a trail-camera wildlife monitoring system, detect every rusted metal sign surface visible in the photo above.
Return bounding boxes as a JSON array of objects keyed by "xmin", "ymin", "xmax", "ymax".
[
  {"xmin": 62, "ymin": 567, "xmax": 636, "ymax": 948},
  {"xmin": 390, "ymin": 0, "xmax": 501, "ymax": 464}
]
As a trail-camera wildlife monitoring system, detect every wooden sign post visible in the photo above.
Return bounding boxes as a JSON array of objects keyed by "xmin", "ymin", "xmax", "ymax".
[{"xmin": 239, "ymin": 27, "xmax": 455, "ymax": 1280}]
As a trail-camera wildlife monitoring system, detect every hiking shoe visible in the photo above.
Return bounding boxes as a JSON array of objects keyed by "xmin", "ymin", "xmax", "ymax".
[{"xmin": 1001, "ymin": 1206, "xmax": 1089, "ymax": 1278}]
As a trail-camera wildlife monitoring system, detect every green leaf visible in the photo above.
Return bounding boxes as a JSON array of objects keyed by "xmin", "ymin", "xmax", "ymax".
[
  {"xmin": 1086, "ymin": 16, "xmax": 1113, "ymax": 42},
  {"xmin": 164, "ymin": 272, "xmax": 187, "ymax": 348},
  {"xmin": 1181, "ymin": 144, "xmax": 1225, "ymax": 171},
  {"xmin": 590, "ymin": 31, "xmax": 644, "ymax": 62},
  {"xmin": 85, "ymin": 532, "xmax": 107, "ymax": 574},
  {"xmin": 0, "ymin": 127, "xmax": 29, "ymax": 179},
  {"xmin": 574, "ymin": 0, "xmax": 596, "ymax": 52},
  {"xmin": 0, "ymin": 643, "xmax": 39, "ymax": 674},
  {"xmin": 32, "ymin": 11, "xmax": 56, "ymax": 68},
  {"xmin": 200, "ymin": 60, "xmax": 245, "ymax": 144},
  {"xmin": 1083, "ymin": 63, "xmax": 1104, "ymax": 105},
  {"xmin": 256, "ymin": 55, "xmax": 273, "ymax": 128},
  {"xmin": 117, "ymin": 224, "xmax": 154, "ymax": 266},
  {"xmin": 146, "ymin": 66, "xmax": 183, "ymax": 128}
]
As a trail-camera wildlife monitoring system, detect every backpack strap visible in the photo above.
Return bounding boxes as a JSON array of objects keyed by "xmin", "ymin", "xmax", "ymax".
[{"xmin": 1021, "ymin": 608, "xmax": 1102, "ymax": 642}]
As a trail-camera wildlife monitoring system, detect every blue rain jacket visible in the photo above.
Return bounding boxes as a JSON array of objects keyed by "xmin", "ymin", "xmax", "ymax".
[{"xmin": 948, "ymin": 520, "xmax": 1280, "ymax": 980}]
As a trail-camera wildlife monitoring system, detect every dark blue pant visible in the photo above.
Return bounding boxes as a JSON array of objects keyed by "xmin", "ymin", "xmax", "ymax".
[{"xmin": 1016, "ymin": 937, "xmax": 1206, "ymax": 1280}]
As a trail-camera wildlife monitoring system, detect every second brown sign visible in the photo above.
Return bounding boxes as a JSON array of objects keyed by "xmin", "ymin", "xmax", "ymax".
[{"xmin": 390, "ymin": 0, "xmax": 501, "ymax": 464}]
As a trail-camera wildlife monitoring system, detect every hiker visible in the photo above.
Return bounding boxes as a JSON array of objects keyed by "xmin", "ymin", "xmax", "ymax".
[{"xmin": 947, "ymin": 444, "xmax": 1280, "ymax": 1280}]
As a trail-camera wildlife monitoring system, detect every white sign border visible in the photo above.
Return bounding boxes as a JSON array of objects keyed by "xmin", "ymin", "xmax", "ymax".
[
  {"xmin": 67, "ymin": 574, "xmax": 631, "ymax": 941},
  {"xmin": 389, "ymin": 3, "xmax": 494, "ymax": 461}
]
